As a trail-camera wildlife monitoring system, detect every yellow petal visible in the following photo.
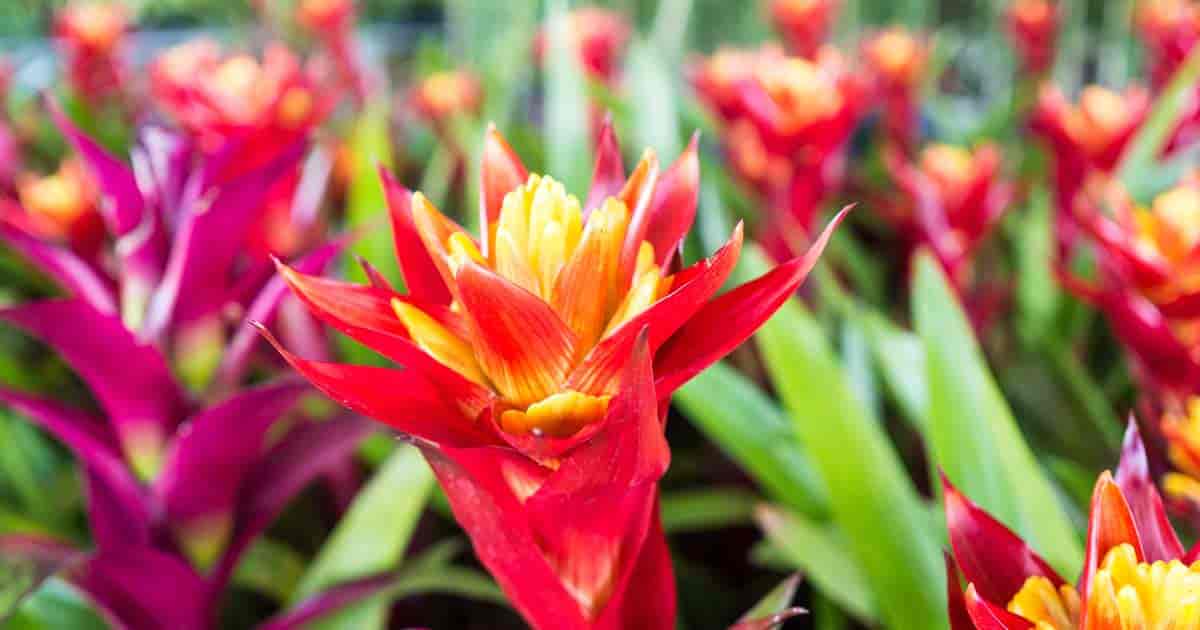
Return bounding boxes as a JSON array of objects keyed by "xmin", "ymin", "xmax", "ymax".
[
  {"xmin": 498, "ymin": 390, "xmax": 610, "ymax": 438},
  {"xmin": 392, "ymin": 298, "xmax": 486, "ymax": 386}
]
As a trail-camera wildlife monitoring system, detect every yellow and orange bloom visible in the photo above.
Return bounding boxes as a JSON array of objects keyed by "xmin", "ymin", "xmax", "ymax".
[
  {"xmin": 863, "ymin": 27, "xmax": 928, "ymax": 153},
  {"xmin": 264, "ymin": 123, "xmax": 844, "ymax": 629},
  {"xmin": 1007, "ymin": 0, "xmax": 1059, "ymax": 76},
  {"xmin": 1161, "ymin": 397, "xmax": 1200, "ymax": 509},
  {"xmin": 1061, "ymin": 179, "xmax": 1200, "ymax": 392},
  {"xmin": 9, "ymin": 158, "xmax": 104, "ymax": 259},
  {"xmin": 53, "ymin": 2, "xmax": 129, "ymax": 102},
  {"xmin": 409, "ymin": 70, "xmax": 483, "ymax": 127},
  {"xmin": 946, "ymin": 421, "xmax": 1199, "ymax": 629},
  {"xmin": 769, "ymin": 0, "xmax": 840, "ymax": 59},
  {"xmin": 692, "ymin": 45, "xmax": 866, "ymax": 255}
]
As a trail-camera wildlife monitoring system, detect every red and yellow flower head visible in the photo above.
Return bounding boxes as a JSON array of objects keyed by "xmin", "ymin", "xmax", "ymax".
[
  {"xmin": 1136, "ymin": 0, "xmax": 1200, "ymax": 89},
  {"xmin": 863, "ymin": 27, "xmax": 929, "ymax": 153},
  {"xmin": 12, "ymin": 158, "xmax": 104, "ymax": 259},
  {"xmin": 264, "ymin": 122, "xmax": 843, "ymax": 629},
  {"xmin": 880, "ymin": 143, "xmax": 1012, "ymax": 286},
  {"xmin": 692, "ymin": 44, "xmax": 866, "ymax": 251},
  {"xmin": 1061, "ymin": 178, "xmax": 1200, "ymax": 392},
  {"xmin": 769, "ymin": 0, "xmax": 840, "ymax": 59},
  {"xmin": 151, "ymin": 40, "xmax": 329, "ymax": 161},
  {"xmin": 297, "ymin": 0, "xmax": 355, "ymax": 35},
  {"xmin": 535, "ymin": 7, "xmax": 631, "ymax": 85},
  {"xmin": 945, "ymin": 421, "xmax": 1199, "ymax": 629},
  {"xmin": 1007, "ymin": 0, "xmax": 1059, "ymax": 76},
  {"xmin": 53, "ymin": 2, "xmax": 129, "ymax": 102}
]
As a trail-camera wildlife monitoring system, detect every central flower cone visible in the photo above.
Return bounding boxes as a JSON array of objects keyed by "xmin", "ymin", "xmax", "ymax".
[{"xmin": 400, "ymin": 173, "xmax": 670, "ymax": 437}]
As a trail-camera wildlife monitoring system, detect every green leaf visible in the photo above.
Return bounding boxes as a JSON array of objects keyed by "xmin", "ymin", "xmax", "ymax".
[
  {"xmin": 1014, "ymin": 186, "xmax": 1059, "ymax": 346},
  {"xmin": 737, "ymin": 573, "xmax": 802, "ymax": 624},
  {"xmin": 544, "ymin": 0, "xmax": 593, "ymax": 194},
  {"xmin": 4, "ymin": 579, "xmax": 108, "ymax": 630},
  {"xmin": 673, "ymin": 361, "xmax": 829, "ymax": 519},
  {"xmin": 755, "ymin": 505, "xmax": 875, "ymax": 622},
  {"xmin": 344, "ymin": 102, "xmax": 396, "ymax": 286},
  {"xmin": 753, "ymin": 249, "xmax": 945, "ymax": 630},
  {"xmin": 627, "ymin": 39, "xmax": 682, "ymax": 161},
  {"xmin": 660, "ymin": 487, "xmax": 758, "ymax": 534},
  {"xmin": 1116, "ymin": 46, "xmax": 1200, "ymax": 191},
  {"xmin": 291, "ymin": 445, "xmax": 434, "ymax": 629},
  {"xmin": 912, "ymin": 252, "xmax": 1083, "ymax": 579},
  {"xmin": 859, "ymin": 311, "xmax": 929, "ymax": 433},
  {"xmin": 232, "ymin": 538, "xmax": 306, "ymax": 602}
]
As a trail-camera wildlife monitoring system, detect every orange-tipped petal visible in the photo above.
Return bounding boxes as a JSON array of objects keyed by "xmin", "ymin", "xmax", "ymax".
[
  {"xmin": 1080, "ymin": 471, "xmax": 1144, "ymax": 601},
  {"xmin": 616, "ymin": 150, "xmax": 661, "ymax": 287},
  {"xmin": 643, "ymin": 132, "xmax": 700, "ymax": 267},
  {"xmin": 552, "ymin": 198, "xmax": 630, "ymax": 351},
  {"xmin": 567, "ymin": 223, "xmax": 744, "ymax": 396},
  {"xmin": 380, "ymin": 167, "xmax": 452, "ymax": 304},
  {"xmin": 963, "ymin": 585, "xmax": 1035, "ymax": 630},
  {"xmin": 409, "ymin": 192, "xmax": 476, "ymax": 299},
  {"xmin": 653, "ymin": 207, "xmax": 847, "ymax": 398},
  {"xmin": 455, "ymin": 262, "xmax": 578, "ymax": 407},
  {"xmin": 480, "ymin": 124, "xmax": 529, "ymax": 257},
  {"xmin": 585, "ymin": 114, "xmax": 625, "ymax": 215}
]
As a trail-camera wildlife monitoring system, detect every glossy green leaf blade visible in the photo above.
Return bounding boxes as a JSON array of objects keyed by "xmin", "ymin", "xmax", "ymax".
[
  {"xmin": 738, "ymin": 574, "xmax": 803, "ymax": 624},
  {"xmin": 674, "ymin": 361, "xmax": 829, "ymax": 519},
  {"xmin": 1117, "ymin": 46, "xmax": 1200, "ymax": 191},
  {"xmin": 660, "ymin": 487, "xmax": 758, "ymax": 534},
  {"xmin": 4, "ymin": 579, "xmax": 108, "ymax": 630},
  {"xmin": 291, "ymin": 445, "xmax": 434, "ymax": 629},
  {"xmin": 344, "ymin": 102, "xmax": 396, "ymax": 284},
  {"xmin": 754, "ymin": 250, "xmax": 945, "ymax": 630},
  {"xmin": 859, "ymin": 311, "xmax": 929, "ymax": 433},
  {"xmin": 912, "ymin": 252, "xmax": 1083, "ymax": 578},
  {"xmin": 755, "ymin": 505, "xmax": 875, "ymax": 622}
]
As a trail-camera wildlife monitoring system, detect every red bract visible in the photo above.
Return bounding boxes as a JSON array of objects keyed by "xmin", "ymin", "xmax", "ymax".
[
  {"xmin": 1061, "ymin": 179, "xmax": 1200, "ymax": 393},
  {"xmin": 880, "ymin": 143, "xmax": 1012, "ymax": 288},
  {"xmin": 945, "ymin": 420, "xmax": 1198, "ymax": 629},
  {"xmin": 53, "ymin": 2, "xmax": 129, "ymax": 103},
  {"xmin": 769, "ymin": 0, "xmax": 840, "ymax": 59},
  {"xmin": 408, "ymin": 70, "xmax": 483, "ymax": 129},
  {"xmin": 1006, "ymin": 0, "xmax": 1059, "ymax": 76},
  {"xmin": 1136, "ymin": 0, "xmax": 1200, "ymax": 89},
  {"xmin": 863, "ymin": 27, "xmax": 928, "ymax": 154},
  {"xmin": 296, "ymin": 0, "xmax": 372, "ymax": 104},
  {"xmin": 266, "ymin": 122, "xmax": 844, "ymax": 630},
  {"xmin": 1030, "ymin": 84, "xmax": 1148, "ymax": 249},
  {"xmin": 691, "ymin": 45, "xmax": 866, "ymax": 256}
]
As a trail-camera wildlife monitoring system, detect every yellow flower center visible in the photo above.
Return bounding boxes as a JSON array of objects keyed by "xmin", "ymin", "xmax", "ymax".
[
  {"xmin": 1064, "ymin": 86, "xmax": 1131, "ymax": 156},
  {"xmin": 869, "ymin": 28, "xmax": 923, "ymax": 84},
  {"xmin": 755, "ymin": 57, "xmax": 843, "ymax": 130},
  {"xmin": 921, "ymin": 144, "xmax": 975, "ymax": 191},
  {"xmin": 277, "ymin": 86, "xmax": 314, "ymax": 129},
  {"xmin": 1008, "ymin": 544, "xmax": 1200, "ymax": 629},
  {"xmin": 1164, "ymin": 397, "xmax": 1200, "ymax": 505},
  {"xmin": 418, "ymin": 72, "xmax": 477, "ymax": 118},
  {"xmin": 399, "ymin": 174, "xmax": 670, "ymax": 437},
  {"xmin": 1012, "ymin": 0, "xmax": 1052, "ymax": 26},
  {"xmin": 65, "ymin": 3, "xmax": 125, "ymax": 50}
]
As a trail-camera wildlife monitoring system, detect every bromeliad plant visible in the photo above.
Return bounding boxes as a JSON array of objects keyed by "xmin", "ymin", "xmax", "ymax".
[
  {"xmin": 944, "ymin": 421, "xmax": 1200, "ymax": 629},
  {"xmin": 0, "ymin": 104, "xmax": 371, "ymax": 628},
  {"xmin": 265, "ymin": 119, "xmax": 845, "ymax": 630}
]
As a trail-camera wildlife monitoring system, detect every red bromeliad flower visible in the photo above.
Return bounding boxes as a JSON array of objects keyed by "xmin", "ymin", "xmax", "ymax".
[
  {"xmin": 769, "ymin": 0, "xmax": 840, "ymax": 59},
  {"xmin": 691, "ymin": 45, "xmax": 866, "ymax": 256},
  {"xmin": 296, "ymin": 0, "xmax": 372, "ymax": 104},
  {"xmin": 535, "ymin": 7, "xmax": 631, "ymax": 86},
  {"xmin": 863, "ymin": 27, "xmax": 928, "ymax": 154},
  {"xmin": 1006, "ymin": 0, "xmax": 1059, "ymax": 76},
  {"xmin": 880, "ymin": 143, "xmax": 1012, "ymax": 288},
  {"xmin": 408, "ymin": 70, "xmax": 483, "ymax": 130},
  {"xmin": 1031, "ymin": 84, "xmax": 1149, "ymax": 249},
  {"xmin": 265, "ymin": 122, "xmax": 844, "ymax": 629},
  {"xmin": 150, "ymin": 40, "xmax": 333, "ymax": 257},
  {"xmin": 9, "ymin": 158, "xmax": 105, "ymax": 260},
  {"xmin": 1137, "ymin": 0, "xmax": 1200, "ymax": 90},
  {"xmin": 1061, "ymin": 179, "xmax": 1200, "ymax": 393},
  {"xmin": 53, "ymin": 2, "xmax": 129, "ymax": 103},
  {"xmin": 945, "ymin": 420, "xmax": 1200, "ymax": 629}
]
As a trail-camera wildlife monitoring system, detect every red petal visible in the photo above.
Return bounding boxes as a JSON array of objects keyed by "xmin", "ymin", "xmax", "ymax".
[
  {"xmin": 1080, "ymin": 471, "xmax": 1143, "ymax": 600},
  {"xmin": 1114, "ymin": 416, "xmax": 1184, "ymax": 562},
  {"xmin": 479, "ymin": 124, "xmax": 529, "ymax": 257},
  {"xmin": 942, "ymin": 475, "xmax": 1064, "ymax": 605},
  {"xmin": 585, "ymin": 114, "xmax": 625, "ymax": 215},
  {"xmin": 275, "ymin": 261, "xmax": 492, "ymax": 414},
  {"xmin": 653, "ymin": 207, "xmax": 847, "ymax": 397},
  {"xmin": 567, "ymin": 223, "xmax": 743, "ymax": 396},
  {"xmin": 964, "ymin": 585, "xmax": 1035, "ymax": 630},
  {"xmin": 425, "ymin": 445, "xmax": 591, "ymax": 630},
  {"xmin": 454, "ymin": 262, "xmax": 578, "ymax": 407},
  {"xmin": 257, "ymin": 325, "xmax": 494, "ymax": 448},
  {"xmin": 617, "ymin": 151, "xmax": 661, "ymax": 287},
  {"xmin": 595, "ymin": 502, "xmax": 676, "ymax": 630},
  {"xmin": 945, "ymin": 554, "xmax": 975, "ymax": 630},
  {"xmin": 380, "ymin": 167, "xmax": 452, "ymax": 304},
  {"xmin": 642, "ymin": 132, "xmax": 700, "ymax": 267}
]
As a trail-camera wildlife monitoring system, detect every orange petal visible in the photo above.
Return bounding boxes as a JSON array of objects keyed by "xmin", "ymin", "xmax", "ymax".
[
  {"xmin": 1080, "ymin": 471, "xmax": 1143, "ymax": 602},
  {"xmin": 455, "ymin": 262, "xmax": 578, "ymax": 407},
  {"xmin": 410, "ymin": 192, "xmax": 476, "ymax": 299},
  {"xmin": 552, "ymin": 198, "xmax": 630, "ymax": 352},
  {"xmin": 616, "ymin": 149, "xmax": 661, "ymax": 289}
]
